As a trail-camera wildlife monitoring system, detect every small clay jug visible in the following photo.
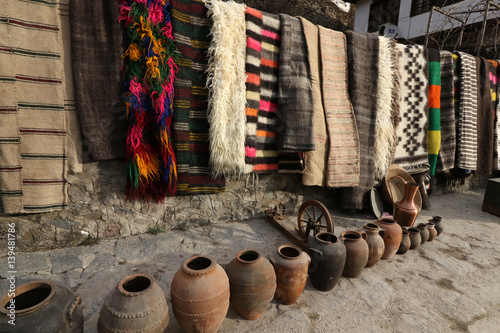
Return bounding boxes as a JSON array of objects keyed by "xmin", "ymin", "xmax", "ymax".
[
  {"xmin": 417, "ymin": 223, "xmax": 429, "ymax": 244},
  {"xmin": 0, "ymin": 280, "xmax": 83, "ymax": 332},
  {"xmin": 397, "ymin": 229, "xmax": 411, "ymax": 254},
  {"xmin": 98, "ymin": 274, "xmax": 168, "ymax": 333},
  {"xmin": 340, "ymin": 231, "xmax": 369, "ymax": 278},
  {"xmin": 307, "ymin": 232, "xmax": 346, "ymax": 291},
  {"xmin": 429, "ymin": 216, "xmax": 444, "ymax": 236},
  {"xmin": 269, "ymin": 245, "xmax": 310, "ymax": 305},
  {"xmin": 171, "ymin": 255, "xmax": 230, "ymax": 333},
  {"xmin": 389, "ymin": 176, "xmax": 420, "ymax": 227},
  {"xmin": 225, "ymin": 249, "xmax": 276, "ymax": 320},
  {"xmin": 408, "ymin": 227, "xmax": 421, "ymax": 249},
  {"xmin": 426, "ymin": 222, "xmax": 437, "ymax": 242},
  {"xmin": 361, "ymin": 223, "xmax": 385, "ymax": 267},
  {"xmin": 374, "ymin": 218, "xmax": 403, "ymax": 259}
]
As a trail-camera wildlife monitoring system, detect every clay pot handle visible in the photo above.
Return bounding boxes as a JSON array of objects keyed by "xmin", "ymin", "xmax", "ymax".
[
  {"xmin": 307, "ymin": 248, "xmax": 323, "ymax": 260},
  {"xmin": 65, "ymin": 296, "xmax": 81, "ymax": 326},
  {"xmin": 388, "ymin": 175, "xmax": 406, "ymax": 202},
  {"xmin": 378, "ymin": 229, "xmax": 386, "ymax": 239},
  {"xmin": 357, "ymin": 230, "xmax": 368, "ymax": 241}
]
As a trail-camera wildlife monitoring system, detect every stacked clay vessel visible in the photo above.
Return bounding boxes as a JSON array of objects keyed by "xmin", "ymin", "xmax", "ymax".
[
  {"xmin": 397, "ymin": 229, "xmax": 411, "ymax": 254},
  {"xmin": 97, "ymin": 274, "xmax": 168, "ymax": 333},
  {"xmin": 307, "ymin": 232, "xmax": 346, "ymax": 291},
  {"xmin": 374, "ymin": 218, "xmax": 403, "ymax": 259},
  {"xmin": 408, "ymin": 227, "xmax": 422, "ymax": 249},
  {"xmin": 0, "ymin": 280, "xmax": 83, "ymax": 332},
  {"xmin": 269, "ymin": 245, "xmax": 310, "ymax": 305},
  {"xmin": 225, "ymin": 249, "xmax": 276, "ymax": 320},
  {"xmin": 426, "ymin": 222, "xmax": 437, "ymax": 242},
  {"xmin": 171, "ymin": 255, "xmax": 230, "ymax": 332}
]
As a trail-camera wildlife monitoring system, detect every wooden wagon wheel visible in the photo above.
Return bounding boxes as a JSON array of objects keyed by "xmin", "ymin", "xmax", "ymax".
[{"xmin": 297, "ymin": 200, "xmax": 334, "ymax": 241}]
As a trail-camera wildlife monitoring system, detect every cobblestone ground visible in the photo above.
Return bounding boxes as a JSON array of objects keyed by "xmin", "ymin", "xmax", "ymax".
[{"xmin": 1, "ymin": 189, "xmax": 499, "ymax": 332}]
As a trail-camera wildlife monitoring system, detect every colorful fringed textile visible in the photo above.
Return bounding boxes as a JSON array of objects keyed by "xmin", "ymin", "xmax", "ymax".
[
  {"xmin": 171, "ymin": 0, "xmax": 225, "ymax": 194},
  {"xmin": 374, "ymin": 36, "xmax": 400, "ymax": 181},
  {"xmin": 436, "ymin": 51, "xmax": 455, "ymax": 173},
  {"xmin": 119, "ymin": 0, "xmax": 178, "ymax": 200},
  {"xmin": 342, "ymin": 31, "xmax": 378, "ymax": 210},
  {"xmin": 244, "ymin": 8, "xmax": 302, "ymax": 174},
  {"xmin": 475, "ymin": 57, "xmax": 494, "ymax": 175},
  {"xmin": 321, "ymin": 28, "xmax": 360, "ymax": 189},
  {"xmin": 456, "ymin": 52, "xmax": 477, "ymax": 170},
  {"xmin": 427, "ymin": 49, "xmax": 441, "ymax": 176},
  {"xmin": 0, "ymin": 0, "xmax": 68, "ymax": 213},
  {"xmin": 299, "ymin": 17, "xmax": 328, "ymax": 187},
  {"xmin": 277, "ymin": 14, "xmax": 315, "ymax": 153},
  {"xmin": 393, "ymin": 44, "xmax": 429, "ymax": 171},
  {"xmin": 487, "ymin": 60, "xmax": 499, "ymax": 170},
  {"xmin": 71, "ymin": 0, "xmax": 127, "ymax": 161},
  {"xmin": 204, "ymin": 0, "xmax": 247, "ymax": 178}
]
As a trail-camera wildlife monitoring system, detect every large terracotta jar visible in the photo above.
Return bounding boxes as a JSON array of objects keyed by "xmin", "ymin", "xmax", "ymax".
[
  {"xmin": 397, "ymin": 229, "xmax": 411, "ymax": 254},
  {"xmin": 361, "ymin": 223, "xmax": 385, "ymax": 267},
  {"xmin": 340, "ymin": 231, "xmax": 369, "ymax": 278},
  {"xmin": 171, "ymin": 255, "xmax": 230, "ymax": 332},
  {"xmin": 374, "ymin": 218, "xmax": 402, "ymax": 259},
  {"xmin": 97, "ymin": 273, "xmax": 168, "ymax": 333},
  {"xmin": 269, "ymin": 244, "xmax": 310, "ymax": 305},
  {"xmin": 429, "ymin": 216, "xmax": 444, "ymax": 236},
  {"xmin": 408, "ymin": 227, "xmax": 421, "ymax": 249},
  {"xmin": 307, "ymin": 232, "xmax": 346, "ymax": 291},
  {"xmin": 0, "ymin": 280, "xmax": 83, "ymax": 332},
  {"xmin": 225, "ymin": 249, "xmax": 276, "ymax": 320}
]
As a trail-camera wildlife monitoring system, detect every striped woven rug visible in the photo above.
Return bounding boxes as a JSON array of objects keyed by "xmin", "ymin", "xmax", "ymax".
[
  {"xmin": 475, "ymin": 56, "xmax": 494, "ymax": 175},
  {"xmin": 456, "ymin": 52, "xmax": 477, "ymax": 170},
  {"xmin": 436, "ymin": 50, "xmax": 455, "ymax": 173},
  {"xmin": 487, "ymin": 60, "xmax": 499, "ymax": 170},
  {"xmin": 320, "ymin": 28, "xmax": 359, "ymax": 188},
  {"xmin": 0, "ymin": 0, "xmax": 68, "ymax": 213},
  {"xmin": 244, "ymin": 8, "xmax": 302, "ymax": 174},
  {"xmin": 427, "ymin": 49, "xmax": 441, "ymax": 176},
  {"xmin": 171, "ymin": 0, "xmax": 225, "ymax": 194}
]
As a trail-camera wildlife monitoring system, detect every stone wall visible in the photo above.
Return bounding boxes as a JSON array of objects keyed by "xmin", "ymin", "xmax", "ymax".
[
  {"xmin": 1, "ymin": 156, "xmax": 495, "ymax": 253},
  {"xmin": 0, "ymin": 159, "xmax": 339, "ymax": 252}
]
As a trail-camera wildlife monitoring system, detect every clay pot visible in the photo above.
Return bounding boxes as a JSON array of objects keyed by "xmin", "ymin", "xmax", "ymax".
[
  {"xmin": 307, "ymin": 232, "xmax": 346, "ymax": 291},
  {"xmin": 340, "ymin": 231, "xmax": 369, "ymax": 278},
  {"xmin": 426, "ymin": 222, "xmax": 437, "ymax": 242},
  {"xmin": 225, "ymin": 249, "xmax": 276, "ymax": 320},
  {"xmin": 429, "ymin": 216, "xmax": 444, "ymax": 236},
  {"xmin": 417, "ymin": 223, "xmax": 430, "ymax": 244},
  {"xmin": 269, "ymin": 245, "xmax": 310, "ymax": 305},
  {"xmin": 171, "ymin": 255, "xmax": 230, "ymax": 333},
  {"xmin": 408, "ymin": 227, "xmax": 422, "ymax": 249},
  {"xmin": 97, "ymin": 274, "xmax": 168, "ymax": 333},
  {"xmin": 397, "ymin": 229, "xmax": 411, "ymax": 254},
  {"xmin": 389, "ymin": 176, "xmax": 420, "ymax": 227},
  {"xmin": 374, "ymin": 218, "xmax": 403, "ymax": 259},
  {"xmin": 361, "ymin": 223, "xmax": 385, "ymax": 267},
  {"xmin": 0, "ymin": 280, "xmax": 83, "ymax": 332}
]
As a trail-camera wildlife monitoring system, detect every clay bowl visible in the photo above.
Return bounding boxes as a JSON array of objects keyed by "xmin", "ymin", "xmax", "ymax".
[{"xmin": 380, "ymin": 164, "xmax": 422, "ymax": 212}]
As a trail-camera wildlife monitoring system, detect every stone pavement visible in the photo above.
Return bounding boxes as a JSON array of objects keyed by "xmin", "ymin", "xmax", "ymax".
[{"xmin": 1, "ymin": 189, "xmax": 499, "ymax": 332}]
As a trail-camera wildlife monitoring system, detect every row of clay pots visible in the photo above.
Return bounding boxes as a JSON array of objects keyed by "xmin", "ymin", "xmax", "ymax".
[
  {"xmin": 397, "ymin": 220, "xmax": 439, "ymax": 254},
  {"xmin": 307, "ymin": 216, "xmax": 445, "ymax": 292}
]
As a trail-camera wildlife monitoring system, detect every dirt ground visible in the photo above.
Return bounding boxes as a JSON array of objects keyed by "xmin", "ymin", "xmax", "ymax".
[{"xmin": 1, "ymin": 188, "xmax": 499, "ymax": 332}]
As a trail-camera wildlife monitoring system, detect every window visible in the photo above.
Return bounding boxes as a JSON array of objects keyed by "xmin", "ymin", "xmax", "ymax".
[
  {"xmin": 368, "ymin": 0, "xmax": 401, "ymax": 33},
  {"xmin": 411, "ymin": 0, "xmax": 463, "ymax": 17}
]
